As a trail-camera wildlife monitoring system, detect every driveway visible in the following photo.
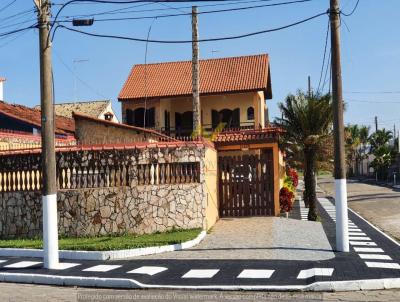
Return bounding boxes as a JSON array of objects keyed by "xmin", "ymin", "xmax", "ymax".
[
  {"xmin": 136, "ymin": 217, "xmax": 335, "ymax": 261},
  {"xmin": 317, "ymin": 175, "xmax": 400, "ymax": 241}
]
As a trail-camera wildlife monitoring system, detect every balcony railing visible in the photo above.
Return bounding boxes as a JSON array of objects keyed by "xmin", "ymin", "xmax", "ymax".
[{"xmin": 160, "ymin": 122, "xmax": 258, "ymax": 138}]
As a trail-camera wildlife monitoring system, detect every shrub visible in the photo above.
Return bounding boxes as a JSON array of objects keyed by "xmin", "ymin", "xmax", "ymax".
[
  {"xmin": 279, "ymin": 187, "xmax": 294, "ymax": 213},
  {"xmin": 288, "ymin": 168, "xmax": 299, "ymax": 188}
]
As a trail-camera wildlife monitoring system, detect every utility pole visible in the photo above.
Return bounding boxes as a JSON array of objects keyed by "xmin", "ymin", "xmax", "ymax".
[
  {"xmin": 330, "ymin": 0, "xmax": 349, "ymax": 252},
  {"xmin": 34, "ymin": 0, "xmax": 59, "ymax": 269},
  {"xmin": 375, "ymin": 116, "xmax": 378, "ymax": 132},
  {"xmin": 308, "ymin": 75, "xmax": 311, "ymax": 98},
  {"xmin": 192, "ymin": 6, "xmax": 201, "ymax": 137}
]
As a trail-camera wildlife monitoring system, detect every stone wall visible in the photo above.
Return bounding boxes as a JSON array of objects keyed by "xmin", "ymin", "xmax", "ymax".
[
  {"xmin": 0, "ymin": 183, "xmax": 204, "ymax": 238},
  {"xmin": 0, "ymin": 144, "xmax": 215, "ymax": 239}
]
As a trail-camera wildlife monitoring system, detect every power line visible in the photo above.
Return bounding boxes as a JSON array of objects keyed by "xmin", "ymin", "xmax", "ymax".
[
  {"xmin": 57, "ymin": 0, "xmax": 312, "ymax": 19},
  {"xmin": 56, "ymin": 0, "xmax": 314, "ymax": 23},
  {"xmin": 0, "ymin": 0, "xmax": 16, "ymax": 14},
  {"xmin": 341, "ymin": 0, "xmax": 360, "ymax": 17},
  {"xmin": 345, "ymin": 91, "xmax": 400, "ymax": 95},
  {"xmin": 345, "ymin": 99, "xmax": 400, "ymax": 104},
  {"xmin": 321, "ymin": 49, "xmax": 331, "ymax": 93},
  {"xmin": 317, "ymin": 19, "xmax": 329, "ymax": 94},
  {"xmin": 54, "ymin": 11, "xmax": 327, "ymax": 43},
  {"xmin": 0, "ymin": 24, "xmax": 37, "ymax": 38}
]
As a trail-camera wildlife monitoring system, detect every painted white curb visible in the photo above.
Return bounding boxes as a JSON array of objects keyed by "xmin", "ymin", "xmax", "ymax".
[
  {"xmin": 0, "ymin": 231, "xmax": 206, "ymax": 261},
  {"xmin": 0, "ymin": 272, "xmax": 400, "ymax": 291}
]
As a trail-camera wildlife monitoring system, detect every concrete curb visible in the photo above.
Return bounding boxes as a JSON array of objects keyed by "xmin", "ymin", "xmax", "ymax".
[
  {"xmin": 0, "ymin": 272, "xmax": 400, "ymax": 291},
  {"xmin": 0, "ymin": 231, "xmax": 207, "ymax": 261}
]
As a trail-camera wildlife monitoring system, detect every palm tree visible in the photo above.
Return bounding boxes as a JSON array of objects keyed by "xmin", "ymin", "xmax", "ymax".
[
  {"xmin": 369, "ymin": 128, "xmax": 393, "ymax": 152},
  {"xmin": 345, "ymin": 124, "xmax": 361, "ymax": 176},
  {"xmin": 368, "ymin": 128, "xmax": 394, "ymax": 180},
  {"xmin": 344, "ymin": 124, "xmax": 370, "ymax": 176},
  {"xmin": 276, "ymin": 90, "xmax": 333, "ymax": 221},
  {"xmin": 358, "ymin": 126, "xmax": 370, "ymax": 175}
]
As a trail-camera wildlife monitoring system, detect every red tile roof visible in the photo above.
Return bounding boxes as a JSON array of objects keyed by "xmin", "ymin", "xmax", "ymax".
[
  {"xmin": 118, "ymin": 54, "xmax": 272, "ymax": 101},
  {"xmin": 0, "ymin": 101, "xmax": 75, "ymax": 135},
  {"xmin": 213, "ymin": 127, "xmax": 283, "ymax": 145}
]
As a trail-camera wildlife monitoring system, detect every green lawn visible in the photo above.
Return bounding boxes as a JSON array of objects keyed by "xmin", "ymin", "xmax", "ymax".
[{"xmin": 0, "ymin": 228, "xmax": 202, "ymax": 251}]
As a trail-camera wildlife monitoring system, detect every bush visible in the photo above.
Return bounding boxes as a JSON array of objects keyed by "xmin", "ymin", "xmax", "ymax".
[
  {"xmin": 288, "ymin": 168, "xmax": 299, "ymax": 188},
  {"xmin": 280, "ymin": 187, "xmax": 294, "ymax": 213}
]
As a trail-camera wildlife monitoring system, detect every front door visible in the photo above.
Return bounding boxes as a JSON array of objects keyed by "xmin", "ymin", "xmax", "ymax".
[{"xmin": 218, "ymin": 150, "xmax": 274, "ymax": 216}]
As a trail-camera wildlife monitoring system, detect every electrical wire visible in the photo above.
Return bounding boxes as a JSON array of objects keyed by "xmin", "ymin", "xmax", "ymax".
[
  {"xmin": 341, "ymin": 0, "xmax": 360, "ymax": 17},
  {"xmin": 317, "ymin": 19, "xmax": 329, "ymax": 94},
  {"xmin": 56, "ymin": 0, "xmax": 314, "ymax": 22},
  {"xmin": 0, "ymin": 24, "xmax": 38, "ymax": 38},
  {"xmin": 143, "ymin": 17, "xmax": 157, "ymax": 128},
  {"xmin": 54, "ymin": 11, "xmax": 327, "ymax": 43},
  {"xmin": 0, "ymin": 0, "xmax": 16, "ymax": 14}
]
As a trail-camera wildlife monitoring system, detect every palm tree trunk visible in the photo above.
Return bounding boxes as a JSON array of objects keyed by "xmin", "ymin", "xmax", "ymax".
[{"xmin": 304, "ymin": 145, "xmax": 318, "ymax": 221}]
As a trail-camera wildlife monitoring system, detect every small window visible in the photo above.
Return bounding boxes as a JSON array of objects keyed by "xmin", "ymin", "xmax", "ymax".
[{"xmin": 247, "ymin": 107, "xmax": 254, "ymax": 120}]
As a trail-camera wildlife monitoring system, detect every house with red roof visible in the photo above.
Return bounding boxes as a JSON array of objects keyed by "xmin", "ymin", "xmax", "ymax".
[
  {"xmin": 118, "ymin": 54, "xmax": 285, "ymax": 217},
  {"xmin": 119, "ymin": 54, "xmax": 272, "ymax": 136}
]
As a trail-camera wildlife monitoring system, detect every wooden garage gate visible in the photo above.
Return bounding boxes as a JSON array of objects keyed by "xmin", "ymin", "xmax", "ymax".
[{"xmin": 218, "ymin": 150, "xmax": 274, "ymax": 217}]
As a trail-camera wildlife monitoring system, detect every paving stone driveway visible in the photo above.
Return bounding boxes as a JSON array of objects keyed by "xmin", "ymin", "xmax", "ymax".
[{"xmin": 137, "ymin": 217, "xmax": 335, "ymax": 260}]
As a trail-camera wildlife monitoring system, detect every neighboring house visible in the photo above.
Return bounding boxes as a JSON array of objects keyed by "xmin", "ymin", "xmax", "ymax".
[
  {"xmin": 119, "ymin": 54, "xmax": 271, "ymax": 136},
  {"xmin": 0, "ymin": 101, "xmax": 75, "ymax": 136},
  {"xmin": 118, "ymin": 54, "xmax": 285, "ymax": 218},
  {"xmin": 0, "ymin": 101, "xmax": 76, "ymax": 150},
  {"xmin": 34, "ymin": 100, "xmax": 119, "ymax": 122}
]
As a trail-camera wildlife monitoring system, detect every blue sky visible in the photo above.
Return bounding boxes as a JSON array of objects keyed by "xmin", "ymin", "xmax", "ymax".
[{"xmin": 1, "ymin": 0, "xmax": 399, "ymax": 133}]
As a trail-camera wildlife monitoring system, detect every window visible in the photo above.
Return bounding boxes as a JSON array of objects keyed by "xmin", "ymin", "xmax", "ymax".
[
  {"xmin": 247, "ymin": 107, "xmax": 254, "ymax": 120},
  {"xmin": 211, "ymin": 108, "xmax": 240, "ymax": 129},
  {"xmin": 126, "ymin": 107, "xmax": 155, "ymax": 128}
]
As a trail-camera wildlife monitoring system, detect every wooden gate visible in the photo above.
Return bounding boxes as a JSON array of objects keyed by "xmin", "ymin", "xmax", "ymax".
[{"xmin": 218, "ymin": 150, "xmax": 274, "ymax": 217}]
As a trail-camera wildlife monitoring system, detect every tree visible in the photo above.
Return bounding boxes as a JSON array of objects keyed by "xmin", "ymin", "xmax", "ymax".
[
  {"xmin": 369, "ymin": 129, "xmax": 393, "ymax": 152},
  {"xmin": 368, "ymin": 128, "xmax": 394, "ymax": 180},
  {"xmin": 345, "ymin": 124, "xmax": 361, "ymax": 176},
  {"xmin": 276, "ymin": 90, "xmax": 333, "ymax": 221},
  {"xmin": 345, "ymin": 124, "xmax": 370, "ymax": 176}
]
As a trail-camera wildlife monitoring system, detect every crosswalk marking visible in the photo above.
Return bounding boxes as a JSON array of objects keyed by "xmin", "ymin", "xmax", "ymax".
[
  {"xmin": 182, "ymin": 269, "xmax": 219, "ymax": 279},
  {"xmin": 349, "ymin": 232, "xmax": 367, "ymax": 236},
  {"xmin": 348, "ymin": 236, "xmax": 372, "ymax": 241},
  {"xmin": 297, "ymin": 268, "xmax": 334, "ymax": 279},
  {"xmin": 83, "ymin": 265, "xmax": 122, "ymax": 272},
  {"xmin": 365, "ymin": 262, "xmax": 400, "ymax": 270},
  {"xmin": 350, "ymin": 241, "xmax": 377, "ymax": 246},
  {"xmin": 4, "ymin": 261, "xmax": 42, "ymax": 268},
  {"xmin": 353, "ymin": 247, "xmax": 384, "ymax": 253},
  {"xmin": 359, "ymin": 254, "xmax": 392, "ymax": 260},
  {"xmin": 127, "ymin": 266, "xmax": 168, "ymax": 276},
  {"xmin": 237, "ymin": 269, "xmax": 275, "ymax": 279},
  {"xmin": 0, "ymin": 260, "xmax": 7, "ymax": 264},
  {"xmin": 55, "ymin": 263, "xmax": 81, "ymax": 270}
]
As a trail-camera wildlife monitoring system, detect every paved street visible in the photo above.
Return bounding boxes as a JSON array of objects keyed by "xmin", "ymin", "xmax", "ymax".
[
  {"xmin": 0, "ymin": 197, "xmax": 399, "ymax": 291},
  {"xmin": 317, "ymin": 175, "xmax": 400, "ymax": 241}
]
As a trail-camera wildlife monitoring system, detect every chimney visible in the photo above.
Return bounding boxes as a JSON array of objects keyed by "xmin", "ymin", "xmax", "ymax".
[{"xmin": 0, "ymin": 78, "xmax": 5, "ymax": 101}]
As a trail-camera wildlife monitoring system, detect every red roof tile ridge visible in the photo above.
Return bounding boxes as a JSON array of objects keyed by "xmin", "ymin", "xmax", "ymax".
[{"xmin": 133, "ymin": 53, "xmax": 268, "ymax": 67}]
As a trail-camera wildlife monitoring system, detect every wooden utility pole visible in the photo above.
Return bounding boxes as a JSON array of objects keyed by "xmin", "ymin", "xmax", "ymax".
[
  {"xmin": 192, "ymin": 6, "xmax": 201, "ymax": 137},
  {"xmin": 375, "ymin": 116, "xmax": 378, "ymax": 132},
  {"xmin": 308, "ymin": 76, "xmax": 311, "ymax": 98},
  {"xmin": 34, "ymin": 0, "xmax": 59, "ymax": 269},
  {"xmin": 330, "ymin": 0, "xmax": 349, "ymax": 252}
]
